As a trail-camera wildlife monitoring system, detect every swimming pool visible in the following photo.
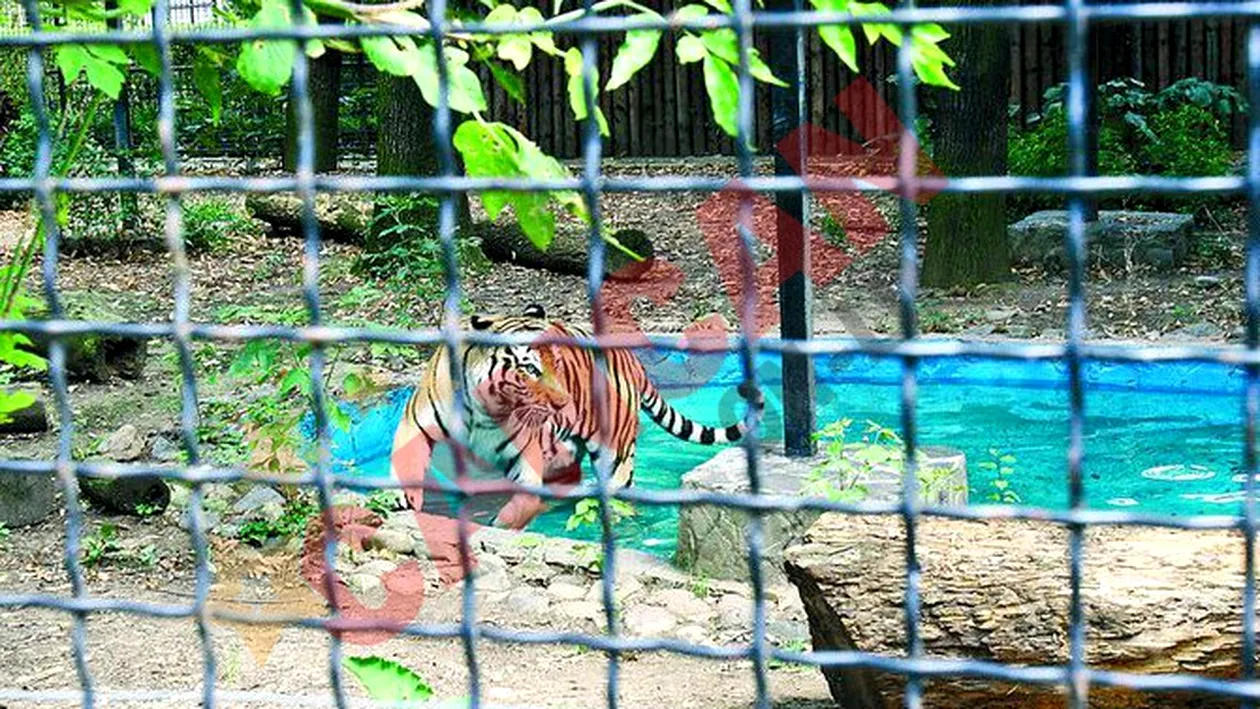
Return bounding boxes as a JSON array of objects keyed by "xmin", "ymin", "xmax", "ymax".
[{"xmin": 314, "ymin": 344, "xmax": 1251, "ymax": 558}]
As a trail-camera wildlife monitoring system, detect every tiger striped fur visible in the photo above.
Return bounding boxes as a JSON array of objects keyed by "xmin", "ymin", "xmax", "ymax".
[{"xmin": 389, "ymin": 304, "xmax": 762, "ymax": 529}]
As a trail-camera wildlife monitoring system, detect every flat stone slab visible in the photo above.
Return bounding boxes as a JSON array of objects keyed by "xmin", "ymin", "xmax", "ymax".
[
  {"xmin": 675, "ymin": 445, "xmax": 967, "ymax": 583},
  {"xmin": 1008, "ymin": 210, "xmax": 1195, "ymax": 271}
]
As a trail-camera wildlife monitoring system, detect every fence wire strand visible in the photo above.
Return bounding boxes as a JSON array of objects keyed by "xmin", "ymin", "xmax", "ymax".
[{"xmin": 4, "ymin": 0, "xmax": 1260, "ymax": 707}]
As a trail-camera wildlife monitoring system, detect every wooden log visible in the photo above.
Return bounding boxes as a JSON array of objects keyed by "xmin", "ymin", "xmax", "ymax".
[
  {"xmin": 0, "ymin": 387, "xmax": 48, "ymax": 434},
  {"xmin": 79, "ymin": 476, "xmax": 171, "ymax": 517},
  {"xmin": 473, "ymin": 223, "xmax": 655, "ymax": 281},
  {"xmin": 245, "ymin": 193, "xmax": 370, "ymax": 244},
  {"xmin": 783, "ymin": 513, "xmax": 1252, "ymax": 709}
]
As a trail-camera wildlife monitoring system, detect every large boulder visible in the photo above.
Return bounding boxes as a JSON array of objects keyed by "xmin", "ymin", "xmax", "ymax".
[
  {"xmin": 1008, "ymin": 210, "xmax": 1195, "ymax": 272},
  {"xmin": 21, "ymin": 290, "xmax": 153, "ymax": 383},
  {"xmin": 0, "ymin": 471, "xmax": 57, "ymax": 527},
  {"xmin": 784, "ymin": 513, "xmax": 1249, "ymax": 709},
  {"xmin": 675, "ymin": 445, "xmax": 966, "ymax": 583}
]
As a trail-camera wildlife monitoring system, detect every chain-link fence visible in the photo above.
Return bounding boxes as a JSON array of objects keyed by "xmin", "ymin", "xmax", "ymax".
[{"xmin": 2, "ymin": 0, "xmax": 1260, "ymax": 708}]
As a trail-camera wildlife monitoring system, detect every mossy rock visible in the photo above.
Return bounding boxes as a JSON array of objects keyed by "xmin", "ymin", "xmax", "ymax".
[{"xmin": 20, "ymin": 290, "xmax": 155, "ymax": 383}]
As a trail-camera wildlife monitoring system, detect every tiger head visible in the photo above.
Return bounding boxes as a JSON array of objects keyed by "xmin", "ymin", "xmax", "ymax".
[{"xmin": 467, "ymin": 305, "xmax": 571, "ymax": 421}]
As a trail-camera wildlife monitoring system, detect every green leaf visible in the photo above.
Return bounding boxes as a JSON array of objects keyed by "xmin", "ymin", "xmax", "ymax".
[
  {"xmin": 564, "ymin": 49, "xmax": 609, "ymax": 136},
  {"xmin": 117, "ymin": 0, "xmax": 154, "ymax": 15},
  {"xmin": 676, "ymin": 34, "xmax": 707, "ymax": 64},
  {"xmin": 606, "ymin": 24, "xmax": 662, "ymax": 91},
  {"xmin": 675, "ymin": 4, "xmax": 710, "ymax": 21},
  {"xmin": 130, "ymin": 44, "xmax": 162, "ymax": 76},
  {"xmin": 361, "ymin": 35, "xmax": 423, "ymax": 77},
  {"xmin": 343, "ymin": 656, "xmax": 434, "ymax": 702},
  {"xmin": 235, "ymin": 0, "xmax": 297, "ymax": 96},
  {"xmin": 849, "ymin": 2, "xmax": 900, "ymax": 45},
  {"xmin": 84, "ymin": 58, "xmax": 126, "ymax": 99},
  {"xmin": 517, "ymin": 7, "xmax": 559, "ymax": 55},
  {"xmin": 701, "ymin": 54, "xmax": 740, "ymax": 138},
  {"xmin": 413, "ymin": 44, "xmax": 487, "ymax": 114},
  {"xmin": 486, "ymin": 60, "xmax": 525, "ymax": 103},
  {"xmin": 342, "ymin": 372, "xmax": 366, "ymax": 396},
  {"xmin": 55, "ymin": 45, "xmax": 90, "ymax": 82},
  {"xmin": 86, "ymin": 44, "xmax": 130, "ymax": 65},
  {"xmin": 695, "ymin": 30, "xmax": 786, "ymax": 85},
  {"xmin": 819, "ymin": 24, "xmax": 858, "ymax": 71},
  {"xmin": 498, "ymin": 36, "xmax": 533, "ymax": 71},
  {"xmin": 192, "ymin": 52, "xmax": 223, "ymax": 125},
  {"xmin": 0, "ymin": 390, "xmax": 35, "ymax": 416},
  {"xmin": 701, "ymin": 0, "xmax": 732, "ymax": 11}
]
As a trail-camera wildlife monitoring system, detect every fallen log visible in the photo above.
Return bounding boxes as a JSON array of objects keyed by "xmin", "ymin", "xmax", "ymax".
[
  {"xmin": 783, "ymin": 513, "xmax": 1251, "ymax": 709},
  {"xmin": 471, "ymin": 222, "xmax": 655, "ymax": 281},
  {"xmin": 245, "ymin": 193, "xmax": 371, "ymax": 244}
]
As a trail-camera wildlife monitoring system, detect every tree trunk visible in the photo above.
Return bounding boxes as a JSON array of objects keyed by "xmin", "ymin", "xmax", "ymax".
[
  {"xmin": 284, "ymin": 48, "xmax": 341, "ymax": 173},
  {"xmin": 374, "ymin": 73, "xmax": 469, "ymax": 238},
  {"xmin": 921, "ymin": 0, "xmax": 1012, "ymax": 288},
  {"xmin": 784, "ymin": 513, "xmax": 1252, "ymax": 709}
]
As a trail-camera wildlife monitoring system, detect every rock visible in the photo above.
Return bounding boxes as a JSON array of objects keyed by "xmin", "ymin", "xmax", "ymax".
[
  {"xmin": 515, "ymin": 559, "xmax": 558, "ymax": 585},
  {"xmin": 555, "ymin": 600, "xmax": 602, "ymax": 623},
  {"xmin": 1194, "ymin": 275, "xmax": 1223, "ymax": 289},
  {"xmin": 357, "ymin": 559, "xmax": 399, "ymax": 577},
  {"xmin": 649, "ymin": 588, "xmax": 715, "ymax": 625},
  {"xmin": 22, "ymin": 290, "xmax": 154, "ymax": 383},
  {"xmin": 674, "ymin": 625, "xmax": 710, "ymax": 645},
  {"xmin": 716, "ymin": 594, "xmax": 752, "ymax": 631},
  {"xmin": 675, "ymin": 446, "xmax": 966, "ymax": 582},
  {"xmin": 0, "ymin": 387, "xmax": 48, "ymax": 434},
  {"xmin": 982, "ymin": 308, "xmax": 1017, "ymax": 323},
  {"xmin": 1167, "ymin": 322, "xmax": 1224, "ymax": 340},
  {"xmin": 622, "ymin": 604, "xmax": 678, "ymax": 637},
  {"xmin": 961, "ymin": 324, "xmax": 995, "ymax": 338},
  {"xmin": 331, "ymin": 490, "xmax": 368, "ymax": 508},
  {"xmin": 79, "ymin": 476, "xmax": 171, "ymax": 517},
  {"xmin": 477, "ymin": 569, "xmax": 513, "ymax": 593},
  {"xmin": 1007, "ymin": 210, "xmax": 1195, "ymax": 272},
  {"xmin": 587, "ymin": 575, "xmax": 642, "ymax": 604},
  {"xmin": 502, "ymin": 588, "xmax": 550, "ymax": 615},
  {"xmin": 149, "ymin": 435, "xmax": 180, "ymax": 462},
  {"xmin": 232, "ymin": 486, "xmax": 286, "ymax": 518},
  {"xmin": 366, "ymin": 528, "xmax": 414, "ymax": 555},
  {"xmin": 766, "ymin": 619, "xmax": 810, "ymax": 645},
  {"xmin": 548, "ymin": 582, "xmax": 589, "ymax": 602},
  {"xmin": 0, "ymin": 472, "xmax": 57, "ymax": 527},
  {"xmin": 345, "ymin": 573, "xmax": 386, "ymax": 606},
  {"xmin": 179, "ymin": 508, "xmax": 222, "ymax": 533},
  {"xmin": 102, "ymin": 424, "xmax": 146, "ymax": 462},
  {"xmin": 1004, "ymin": 324, "xmax": 1035, "ymax": 338},
  {"xmin": 784, "ymin": 513, "xmax": 1256, "ymax": 709},
  {"xmin": 616, "ymin": 550, "xmax": 691, "ymax": 589}
]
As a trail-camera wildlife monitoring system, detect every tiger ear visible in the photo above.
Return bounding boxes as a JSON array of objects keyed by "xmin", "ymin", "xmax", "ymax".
[
  {"xmin": 471, "ymin": 314, "xmax": 493, "ymax": 330},
  {"xmin": 522, "ymin": 304, "xmax": 546, "ymax": 319}
]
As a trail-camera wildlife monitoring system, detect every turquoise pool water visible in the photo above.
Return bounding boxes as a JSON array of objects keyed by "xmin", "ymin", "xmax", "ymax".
[{"xmin": 315, "ymin": 346, "xmax": 1251, "ymax": 558}]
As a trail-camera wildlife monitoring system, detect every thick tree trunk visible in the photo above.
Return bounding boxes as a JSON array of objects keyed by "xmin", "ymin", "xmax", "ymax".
[
  {"xmin": 784, "ymin": 513, "xmax": 1251, "ymax": 709},
  {"xmin": 921, "ymin": 0, "xmax": 1012, "ymax": 288},
  {"xmin": 374, "ymin": 73, "xmax": 469, "ymax": 237},
  {"xmin": 284, "ymin": 48, "xmax": 341, "ymax": 173}
]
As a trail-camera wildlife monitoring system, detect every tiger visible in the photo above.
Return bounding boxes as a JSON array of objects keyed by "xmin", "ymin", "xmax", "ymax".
[{"xmin": 389, "ymin": 303, "xmax": 762, "ymax": 530}]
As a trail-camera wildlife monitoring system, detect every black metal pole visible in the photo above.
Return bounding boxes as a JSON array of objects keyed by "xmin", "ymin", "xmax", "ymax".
[
  {"xmin": 105, "ymin": 0, "xmax": 137, "ymax": 231},
  {"xmin": 768, "ymin": 0, "xmax": 815, "ymax": 457}
]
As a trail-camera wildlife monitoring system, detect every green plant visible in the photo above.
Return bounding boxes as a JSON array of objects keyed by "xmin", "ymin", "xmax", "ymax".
[
  {"xmin": 806, "ymin": 419, "xmax": 958, "ymax": 502},
  {"xmin": 1155, "ymin": 77, "xmax": 1248, "ymax": 125},
  {"xmin": 237, "ymin": 495, "xmax": 318, "ymax": 546},
  {"xmin": 820, "ymin": 211, "xmax": 849, "ymax": 250},
  {"xmin": 134, "ymin": 502, "xmax": 162, "ymax": 518},
  {"xmin": 182, "ymin": 197, "xmax": 260, "ymax": 252},
  {"xmin": 565, "ymin": 497, "xmax": 637, "ymax": 532},
  {"xmin": 979, "ymin": 448, "xmax": 1020, "ymax": 504},
  {"xmin": 0, "ymin": 522, "xmax": 10, "ymax": 542},
  {"xmin": 364, "ymin": 489, "xmax": 401, "ymax": 517},
  {"xmin": 918, "ymin": 307, "xmax": 961, "ymax": 334},
  {"xmin": 82, "ymin": 523, "xmax": 120, "ymax": 567},
  {"xmin": 342, "ymin": 655, "xmax": 471, "ymax": 707},
  {"xmin": 355, "ymin": 194, "xmax": 490, "ymax": 301},
  {"xmin": 689, "ymin": 574, "xmax": 711, "ymax": 600},
  {"xmin": 768, "ymin": 638, "xmax": 811, "ymax": 671}
]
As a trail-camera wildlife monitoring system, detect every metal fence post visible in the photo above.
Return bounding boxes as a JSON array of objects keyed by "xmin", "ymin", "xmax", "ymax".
[{"xmin": 768, "ymin": 0, "xmax": 816, "ymax": 457}]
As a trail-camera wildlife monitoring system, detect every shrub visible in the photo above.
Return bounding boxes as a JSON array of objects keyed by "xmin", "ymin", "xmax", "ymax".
[
  {"xmin": 355, "ymin": 194, "xmax": 488, "ymax": 297},
  {"xmin": 182, "ymin": 197, "xmax": 260, "ymax": 252}
]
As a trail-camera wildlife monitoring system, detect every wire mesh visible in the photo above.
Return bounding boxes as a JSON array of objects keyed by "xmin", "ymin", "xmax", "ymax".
[{"xmin": 1, "ymin": 1, "xmax": 1259, "ymax": 708}]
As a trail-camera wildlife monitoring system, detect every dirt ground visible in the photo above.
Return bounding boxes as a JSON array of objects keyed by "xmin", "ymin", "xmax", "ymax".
[{"xmin": 0, "ymin": 156, "xmax": 1250, "ymax": 707}]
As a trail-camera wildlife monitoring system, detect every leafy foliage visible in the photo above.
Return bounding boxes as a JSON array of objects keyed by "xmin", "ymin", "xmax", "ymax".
[
  {"xmin": 343, "ymin": 655, "xmax": 435, "ymax": 703},
  {"xmin": 565, "ymin": 497, "xmax": 637, "ymax": 532},
  {"xmin": 182, "ymin": 197, "xmax": 262, "ymax": 252},
  {"xmin": 1011, "ymin": 77, "xmax": 1242, "ymax": 216},
  {"xmin": 979, "ymin": 448, "xmax": 1020, "ymax": 504},
  {"xmin": 237, "ymin": 495, "xmax": 318, "ymax": 546},
  {"xmin": 357, "ymin": 193, "xmax": 489, "ymax": 293},
  {"xmin": 805, "ymin": 418, "xmax": 961, "ymax": 502}
]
